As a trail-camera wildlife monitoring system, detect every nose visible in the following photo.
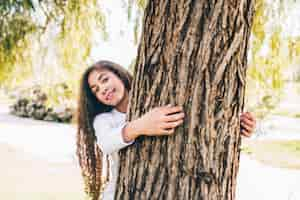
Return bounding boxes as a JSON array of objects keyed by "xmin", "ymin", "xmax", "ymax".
[{"xmin": 101, "ymin": 86, "xmax": 108, "ymax": 95}]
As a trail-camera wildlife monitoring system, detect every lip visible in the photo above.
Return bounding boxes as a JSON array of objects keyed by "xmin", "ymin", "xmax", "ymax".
[{"xmin": 105, "ymin": 88, "xmax": 115, "ymax": 101}]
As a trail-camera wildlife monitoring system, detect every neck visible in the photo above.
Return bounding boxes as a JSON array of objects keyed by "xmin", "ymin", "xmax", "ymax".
[{"xmin": 115, "ymin": 90, "xmax": 129, "ymax": 113}]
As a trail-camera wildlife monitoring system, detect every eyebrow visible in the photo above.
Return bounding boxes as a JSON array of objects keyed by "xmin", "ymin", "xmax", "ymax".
[{"xmin": 90, "ymin": 72, "xmax": 105, "ymax": 90}]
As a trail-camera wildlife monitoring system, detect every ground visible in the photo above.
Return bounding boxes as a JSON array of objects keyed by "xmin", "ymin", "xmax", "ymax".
[{"xmin": 0, "ymin": 143, "xmax": 84, "ymax": 200}]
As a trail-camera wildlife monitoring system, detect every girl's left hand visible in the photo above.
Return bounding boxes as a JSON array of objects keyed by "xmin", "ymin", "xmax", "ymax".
[{"xmin": 240, "ymin": 112, "xmax": 256, "ymax": 137}]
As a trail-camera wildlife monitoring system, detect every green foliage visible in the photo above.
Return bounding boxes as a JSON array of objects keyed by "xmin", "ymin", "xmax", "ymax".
[
  {"xmin": 126, "ymin": 0, "xmax": 146, "ymax": 44},
  {"xmin": 56, "ymin": 0, "xmax": 106, "ymax": 72},
  {"xmin": 0, "ymin": 35, "xmax": 34, "ymax": 87},
  {"xmin": 0, "ymin": 0, "xmax": 107, "ymax": 105},
  {"xmin": 287, "ymin": 36, "xmax": 300, "ymax": 81},
  {"xmin": 251, "ymin": 0, "xmax": 267, "ymax": 55},
  {"xmin": 52, "ymin": 1, "xmax": 107, "ymax": 103},
  {"xmin": 0, "ymin": 0, "xmax": 37, "ymax": 84},
  {"xmin": 246, "ymin": 0, "xmax": 300, "ymax": 119}
]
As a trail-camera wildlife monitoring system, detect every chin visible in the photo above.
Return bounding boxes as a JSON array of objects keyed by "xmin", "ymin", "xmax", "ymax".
[
  {"xmin": 108, "ymin": 100, "xmax": 119, "ymax": 107},
  {"xmin": 106, "ymin": 102, "xmax": 116, "ymax": 107}
]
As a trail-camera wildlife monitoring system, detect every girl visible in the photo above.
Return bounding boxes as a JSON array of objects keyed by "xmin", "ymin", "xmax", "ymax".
[{"xmin": 76, "ymin": 60, "xmax": 256, "ymax": 200}]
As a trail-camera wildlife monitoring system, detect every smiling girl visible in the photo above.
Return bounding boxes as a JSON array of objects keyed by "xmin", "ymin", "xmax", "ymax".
[{"xmin": 76, "ymin": 60, "xmax": 256, "ymax": 200}]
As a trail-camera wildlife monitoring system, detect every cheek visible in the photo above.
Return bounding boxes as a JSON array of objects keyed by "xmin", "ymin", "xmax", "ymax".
[
  {"xmin": 118, "ymin": 82, "xmax": 126, "ymax": 98},
  {"xmin": 113, "ymin": 78, "xmax": 124, "ymax": 95},
  {"xmin": 95, "ymin": 93, "xmax": 105, "ymax": 103}
]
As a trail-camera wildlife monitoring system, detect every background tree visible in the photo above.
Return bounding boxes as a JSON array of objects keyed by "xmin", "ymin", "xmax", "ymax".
[
  {"xmin": 0, "ymin": 0, "xmax": 106, "ymax": 108},
  {"xmin": 246, "ymin": 0, "xmax": 300, "ymax": 118},
  {"xmin": 116, "ymin": 1, "xmax": 254, "ymax": 199}
]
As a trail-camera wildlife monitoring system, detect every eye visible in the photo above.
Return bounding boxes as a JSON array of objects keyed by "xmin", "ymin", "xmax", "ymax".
[{"xmin": 102, "ymin": 77, "xmax": 109, "ymax": 83}]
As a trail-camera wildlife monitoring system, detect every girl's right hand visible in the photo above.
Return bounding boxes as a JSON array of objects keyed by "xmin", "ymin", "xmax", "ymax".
[
  {"xmin": 135, "ymin": 105, "xmax": 185, "ymax": 136},
  {"xmin": 122, "ymin": 105, "xmax": 185, "ymax": 142}
]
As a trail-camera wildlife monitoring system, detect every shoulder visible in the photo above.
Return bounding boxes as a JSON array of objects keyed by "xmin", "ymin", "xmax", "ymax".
[{"xmin": 94, "ymin": 111, "xmax": 113, "ymax": 121}]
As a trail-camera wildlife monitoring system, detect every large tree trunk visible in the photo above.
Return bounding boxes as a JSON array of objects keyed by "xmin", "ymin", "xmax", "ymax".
[{"xmin": 116, "ymin": 0, "xmax": 254, "ymax": 199}]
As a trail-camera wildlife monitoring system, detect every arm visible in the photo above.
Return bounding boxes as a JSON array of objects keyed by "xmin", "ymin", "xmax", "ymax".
[
  {"xmin": 93, "ymin": 114, "xmax": 134, "ymax": 154},
  {"xmin": 123, "ymin": 105, "xmax": 185, "ymax": 139},
  {"xmin": 121, "ymin": 119, "xmax": 142, "ymax": 142},
  {"xmin": 94, "ymin": 105, "xmax": 185, "ymax": 154}
]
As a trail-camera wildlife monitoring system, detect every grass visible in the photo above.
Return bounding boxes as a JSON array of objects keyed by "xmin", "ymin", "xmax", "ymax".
[
  {"xmin": 241, "ymin": 140, "xmax": 300, "ymax": 169},
  {"xmin": 271, "ymin": 110, "xmax": 300, "ymax": 118}
]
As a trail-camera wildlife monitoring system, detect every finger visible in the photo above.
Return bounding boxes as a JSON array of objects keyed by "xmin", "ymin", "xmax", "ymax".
[
  {"xmin": 243, "ymin": 112, "xmax": 255, "ymax": 121},
  {"xmin": 163, "ymin": 120, "xmax": 184, "ymax": 129},
  {"xmin": 241, "ymin": 117, "xmax": 255, "ymax": 127},
  {"xmin": 241, "ymin": 129, "xmax": 251, "ymax": 137},
  {"xmin": 244, "ymin": 115, "xmax": 256, "ymax": 129},
  {"xmin": 241, "ymin": 112, "xmax": 255, "ymax": 123},
  {"xmin": 164, "ymin": 112, "xmax": 185, "ymax": 122},
  {"xmin": 164, "ymin": 106, "xmax": 183, "ymax": 115},
  {"xmin": 162, "ymin": 128, "xmax": 175, "ymax": 135},
  {"xmin": 241, "ymin": 122, "xmax": 253, "ymax": 133}
]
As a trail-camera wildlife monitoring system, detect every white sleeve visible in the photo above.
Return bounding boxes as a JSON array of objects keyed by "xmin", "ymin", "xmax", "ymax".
[{"xmin": 93, "ymin": 113, "xmax": 134, "ymax": 155}]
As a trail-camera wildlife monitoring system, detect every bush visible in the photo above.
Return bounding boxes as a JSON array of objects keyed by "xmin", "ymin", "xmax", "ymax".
[{"xmin": 9, "ymin": 84, "xmax": 75, "ymax": 123}]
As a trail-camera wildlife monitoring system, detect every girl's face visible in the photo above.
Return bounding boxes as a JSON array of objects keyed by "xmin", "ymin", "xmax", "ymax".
[{"xmin": 88, "ymin": 69, "xmax": 126, "ymax": 106}]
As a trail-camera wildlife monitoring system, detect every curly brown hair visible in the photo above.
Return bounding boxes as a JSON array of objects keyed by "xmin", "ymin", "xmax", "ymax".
[{"xmin": 76, "ymin": 60, "xmax": 132, "ymax": 200}]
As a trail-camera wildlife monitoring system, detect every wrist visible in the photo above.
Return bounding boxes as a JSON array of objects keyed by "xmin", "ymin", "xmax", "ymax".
[{"xmin": 122, "ymin": 120, "xmax": 142, "ymax": 142}]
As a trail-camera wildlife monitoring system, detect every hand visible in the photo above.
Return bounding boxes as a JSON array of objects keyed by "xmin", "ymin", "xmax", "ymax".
[
  {"xmin": 123, "ymin": 105, "xmax": 185, "ymax": 141},
  {"xmin": 139, "ymin": 105, "xmax": 185, "ymax": 136},
  {"xmin": 240, "ymin": 112, "xmax": 256, "ymax": 137}
]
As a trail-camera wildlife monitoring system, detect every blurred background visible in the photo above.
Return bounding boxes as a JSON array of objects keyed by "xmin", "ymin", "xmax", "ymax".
[{"xmin": 0, "ymin": 0, "xmax": 300, "ymax": 200}]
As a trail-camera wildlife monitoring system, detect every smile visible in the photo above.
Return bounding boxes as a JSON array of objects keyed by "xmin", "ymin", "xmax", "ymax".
[{"xmin": 105, "ymin": 88, "xmax": 115, "ymax": 100}]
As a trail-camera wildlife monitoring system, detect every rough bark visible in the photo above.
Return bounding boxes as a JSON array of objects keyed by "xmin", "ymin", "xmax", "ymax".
[{"xmin": 116, "ymin": 0, "xmax": 254, "ymax": 199}]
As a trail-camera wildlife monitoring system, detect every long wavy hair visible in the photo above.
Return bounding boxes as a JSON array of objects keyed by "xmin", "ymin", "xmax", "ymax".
[{"xmin": 76, "ymin": 60, "xmax": 132, "ymax": 200}]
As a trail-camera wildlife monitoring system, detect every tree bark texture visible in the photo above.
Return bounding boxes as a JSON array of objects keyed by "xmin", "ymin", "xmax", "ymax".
[{"xmin": 116, "ymin": 0, "xmax": 254, "ymax": 199}]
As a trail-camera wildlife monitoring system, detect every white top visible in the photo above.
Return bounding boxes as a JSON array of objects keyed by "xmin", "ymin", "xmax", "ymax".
[{"xmin": 93, "ymin": 108, "xmax": 134, "ymax": 200}]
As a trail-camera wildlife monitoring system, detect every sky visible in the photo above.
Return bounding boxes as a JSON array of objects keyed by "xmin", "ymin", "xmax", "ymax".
[{"xmin": 89, "ymin": 1, "xmax": 140, "ymax": 69}]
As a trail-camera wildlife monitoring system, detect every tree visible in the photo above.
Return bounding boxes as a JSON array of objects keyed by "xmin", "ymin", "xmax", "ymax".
[{"xmin": 116, "ymin": 0, "xmax": 255, "ymax": 199}]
